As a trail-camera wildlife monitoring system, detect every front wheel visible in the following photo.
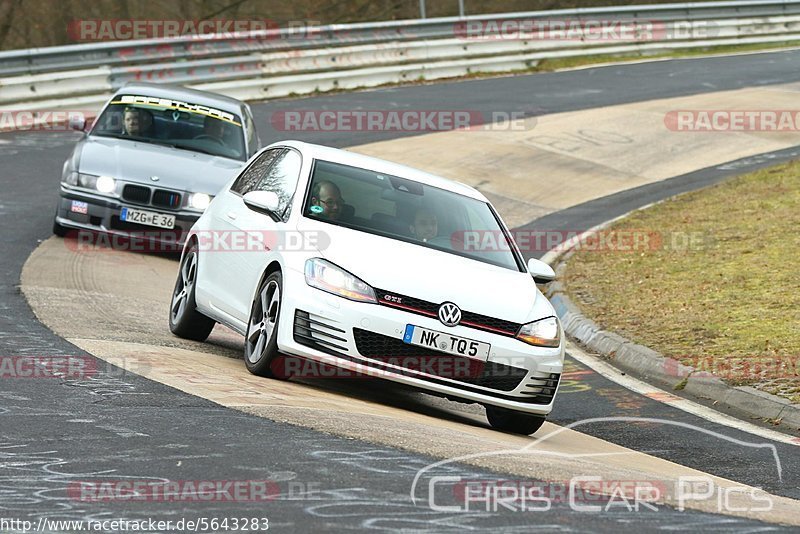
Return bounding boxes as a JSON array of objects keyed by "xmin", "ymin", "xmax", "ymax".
[
  {"xmin": 169, "ymin": 243, "xmax": 215, "ymax": 341},
  {"xmin": 244, "ymin": 272, "xmax": 285, "ymax": 378},
  {"xmin": 53, "ymin": 219, "xmax": 69, "ymax": 237},
  {"xmin": 485, "ymin": 405, "xmax": 546, "ymax": 435}
]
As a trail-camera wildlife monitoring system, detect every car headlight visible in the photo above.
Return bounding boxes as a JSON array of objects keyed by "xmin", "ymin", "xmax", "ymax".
[
  {"xmin": 304, "ymin": 258, "xmax": 376, "ymax": 303},
  {"xmin": 188, "ymin": 192, "xmax": 212, "ymax": 210},
  {"xmin": 95, "ymin": 175, "xmax": 116, "ymax": 194},
  {"xmin": 64, "ymin": 172, "xmax": 116, "ymax": 195},
  {"xmin": 516, "ymin": 316, "xmax": 561, "ymax": 347}
]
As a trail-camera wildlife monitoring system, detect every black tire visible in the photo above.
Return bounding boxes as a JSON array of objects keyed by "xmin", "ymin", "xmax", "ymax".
[
  {"xmin": 169, "ymin": 243, "xmax": 215, "ymax": 341},
  {"xmin": 244, "ymin": 271, "xmax": 285, "ymax": 378},
  {"xmin": 485, "ymin": 405, "xmax": 547, "ymax": 435},
  {"xmin": 53, "ymin": 219, "xmax": 69, "ymax": 237}
]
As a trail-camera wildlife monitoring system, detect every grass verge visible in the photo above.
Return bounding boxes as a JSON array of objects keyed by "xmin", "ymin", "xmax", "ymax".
[{"xmin": 562, "ymin": 160, "xmax": 800, "ymax": 403}]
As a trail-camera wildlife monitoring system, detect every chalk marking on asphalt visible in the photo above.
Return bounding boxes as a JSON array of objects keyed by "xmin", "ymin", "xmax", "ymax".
[{"xmin": 566, "ymin": 341, "xmax": 800, "ymax": 447}]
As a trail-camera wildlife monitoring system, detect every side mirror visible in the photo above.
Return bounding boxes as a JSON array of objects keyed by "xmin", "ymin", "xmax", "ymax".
[
  {"xmin": 243, "ymin": 190, "xmax": 280, "ymax": 215},
  {"xmin": 69, "ymin": 115, "xmax": 87, "ymax": 132},
  {"xmin": 527, "ymin": 258, "xmax": 555, "ymax": 284}
]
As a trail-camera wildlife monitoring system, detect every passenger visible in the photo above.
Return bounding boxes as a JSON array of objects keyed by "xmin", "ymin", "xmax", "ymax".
[
  {"xmin": 410, "ymin": 208, "xmax": 438, "ymax": 242},
  {"xmin": 309, "ymin": 180, "xmax": 344, "ymax": 221}
]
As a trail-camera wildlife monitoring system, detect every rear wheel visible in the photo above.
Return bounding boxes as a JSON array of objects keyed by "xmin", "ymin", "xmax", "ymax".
[
  {"xmin": 485, "ymin": 405, "xmax": 546, "ymax": 435},
  {"xmin": 244, "ymin": 272, "xmax": 285, "ymax": 378},
  {"xmin": 169, "ymin": 243, "xmax": 215, "ymax": 341}
]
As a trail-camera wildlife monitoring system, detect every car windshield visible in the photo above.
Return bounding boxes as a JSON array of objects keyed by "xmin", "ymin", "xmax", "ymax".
[
  {"xmin": 304, "ymin": 160, "xmax": 523, "ymax": 271},
  {"xmin": 90, "ymin": 94, "xmax": 247, "ymax": 161}
]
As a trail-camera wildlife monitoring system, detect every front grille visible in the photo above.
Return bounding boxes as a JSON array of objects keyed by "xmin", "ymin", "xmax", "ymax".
[
  {"xmin": 152, "ymin": 189, "xmax": 182, "ymax": 209},
  {"xmin": 374, "ymin": 288, "xmax": 522, "ymax": 336},
  {"xmin": 122, "ymin": 184, "xmax": 151, "ymax": 204},
  {"xmin": 121, "ymin": 184, "xmax": 182, "ymax": 210},
  {"xmin": 353, "ymin": 328, "xmax": 528, "ymax": 391}
]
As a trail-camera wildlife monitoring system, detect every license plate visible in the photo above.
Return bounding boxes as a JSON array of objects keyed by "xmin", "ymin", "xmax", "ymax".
[
  {"xmin": 120, "ymin": 207, "xmax": 175, "ymax": 229},
  {"xmin": 403, "ymin": 325, "xmax": 490, "ymax": 360}
]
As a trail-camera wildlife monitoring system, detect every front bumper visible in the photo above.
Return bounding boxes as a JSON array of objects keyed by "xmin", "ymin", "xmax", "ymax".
[
  {"xmin": 55, "ymin": 186, "xmax": 201, "ymax": 250},
  {"xmin": 276, "ymin": 267, "xmax": 564, "ymax": 415}
]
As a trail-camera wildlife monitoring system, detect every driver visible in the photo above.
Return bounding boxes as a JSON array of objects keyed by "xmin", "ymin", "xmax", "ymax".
[
  {"xmin": 122, "ymin": 107, "xmax": 153, "ymax": 137},
  {"xmin": 410, "ymin": 208, "xmax": 438, "ymax": 242},
  {"xmin": 309, "ymin": 180, "xmax": 344, "ymax": 221},
  {"xmin": 198, "ymin": 115, "xmax": 226, "ymax": 143}
]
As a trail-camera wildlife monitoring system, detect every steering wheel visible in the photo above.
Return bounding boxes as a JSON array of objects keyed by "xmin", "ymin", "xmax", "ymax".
[{"xmin": 193, "ymin": 134, "xmax": 225, "ymax": 146}]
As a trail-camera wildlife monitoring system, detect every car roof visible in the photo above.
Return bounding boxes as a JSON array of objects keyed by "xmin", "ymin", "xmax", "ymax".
[
  {"xmin": 273, "ymin": 140, "xmax": 488, "ymax": 202},
  {"xmin": 114, "ymin": 82, "xmax": 246, "ymax": 116}
]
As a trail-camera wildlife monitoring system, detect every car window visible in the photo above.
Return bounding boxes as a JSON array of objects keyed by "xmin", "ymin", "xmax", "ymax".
[
  {"xmin": 304, "ymin": 159, "xmax": 523, "ymax": 271},
  {"xmin": 90, "ymin": 94, "xmax": 247, "ymax": 161},
  {"xmin": 254, "ymin": 149, "xmax": 302, "ymax": 220},
  {"xmin": 231, "ymin": 148, "xmax": 302, "ymax": 220},
  {"xmin": 230, "ymin": 148, "xmax": 283, "ymax": 196}
]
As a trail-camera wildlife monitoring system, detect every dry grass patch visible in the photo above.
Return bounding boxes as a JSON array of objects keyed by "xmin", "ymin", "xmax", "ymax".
[{"xmin": 563, "ymin": 161, "xmax": 800, "ymax": 402}]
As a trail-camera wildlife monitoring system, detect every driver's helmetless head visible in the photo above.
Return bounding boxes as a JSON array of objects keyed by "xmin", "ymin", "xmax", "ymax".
[
  {"xmin": 204, "ymin": 116, "xmax": 225, "ymax": 138},
  {"xmin": 123, "ymin": 108, "xmax": 141, "ymax": 136},
  {"xmin": 311, "ymin": 180, "xmax": 343, "ymax": 220}
]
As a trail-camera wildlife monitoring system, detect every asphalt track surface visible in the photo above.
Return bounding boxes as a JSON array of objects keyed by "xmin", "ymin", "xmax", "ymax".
[{"xmin": 2, "ymin": 51, "xmax": 800, "ymax": 531}]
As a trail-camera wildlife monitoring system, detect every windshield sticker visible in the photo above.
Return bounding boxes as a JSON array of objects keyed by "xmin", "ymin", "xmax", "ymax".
[
  {"xmin": 111, "ymin": 95, "xmax": 241, "ymax": 126},
  {"xmin": 309, "ymin": 205, "xmax": 324, "ymax": 214}
]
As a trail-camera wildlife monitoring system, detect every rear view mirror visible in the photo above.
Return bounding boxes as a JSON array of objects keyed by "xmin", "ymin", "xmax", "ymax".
[{"xmin": 527, "ymin": 258, "xmax": 555, "ymax": 284}]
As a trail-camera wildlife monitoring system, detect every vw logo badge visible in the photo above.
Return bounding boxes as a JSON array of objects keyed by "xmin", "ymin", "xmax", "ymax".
[{"xmin": 438, "ymin": 302, "xmax": 461, "ymax": 327}]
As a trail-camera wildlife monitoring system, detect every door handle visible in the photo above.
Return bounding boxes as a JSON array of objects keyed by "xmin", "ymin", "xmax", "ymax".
[{"xmin": 226, "ymin": 212, "xmax": 237, "ymax": 220}]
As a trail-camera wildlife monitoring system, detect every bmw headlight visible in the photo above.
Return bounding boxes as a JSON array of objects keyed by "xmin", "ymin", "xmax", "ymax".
[
  {"xmin": 64, "ymin": 172, "xmax": 116, "ymax": 195},
  {"xmin": 188, "ymin": 192, "xmax": 212, "ymax": 211},
  {"xmin": 305, "ymin": 258, "xmax": 376, "ymax": 303},
  {"xmin": 516, "ymin": 316, "xmax": 561, "ymax": 347},
  {"xmin": 95, "ymin": 175, "xmax": 116, "ymax": 194}
]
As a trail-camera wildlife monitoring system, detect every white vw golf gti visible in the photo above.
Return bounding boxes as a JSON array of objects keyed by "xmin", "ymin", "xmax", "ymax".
[{"xmin": 169, "ymin": 141, "xmax": 564, "ymax": 434}]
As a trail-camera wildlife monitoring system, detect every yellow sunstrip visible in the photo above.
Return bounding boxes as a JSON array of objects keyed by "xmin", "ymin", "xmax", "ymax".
[{"xmin": 111, "ymin": 95, "xmax": 242, "ymax": 126}]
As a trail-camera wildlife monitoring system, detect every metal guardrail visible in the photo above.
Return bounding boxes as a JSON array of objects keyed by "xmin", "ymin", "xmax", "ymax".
[{"xmin": 2, "ymin": 0, "xmax": 800, "ymax": 109}]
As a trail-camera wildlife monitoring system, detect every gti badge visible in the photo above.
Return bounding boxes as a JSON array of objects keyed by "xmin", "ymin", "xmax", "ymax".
[{"xmin": 438, "ymin": 302, "xmax": 461, "ymax": 327}]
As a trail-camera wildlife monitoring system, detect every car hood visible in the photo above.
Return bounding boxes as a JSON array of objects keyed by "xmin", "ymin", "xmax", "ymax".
[
  {"xmin": 297, "ymin": 218, "xmax": 548, "ymax": 324},
  {"xmin": 77, "ymin": 136, "xmax": 243, "ymax": 194}
]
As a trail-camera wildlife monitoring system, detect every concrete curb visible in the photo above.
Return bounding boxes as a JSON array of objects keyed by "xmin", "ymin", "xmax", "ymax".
[{"xmin": 544, "ymin": 237, "xmax": 800, "ymax": 432}]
